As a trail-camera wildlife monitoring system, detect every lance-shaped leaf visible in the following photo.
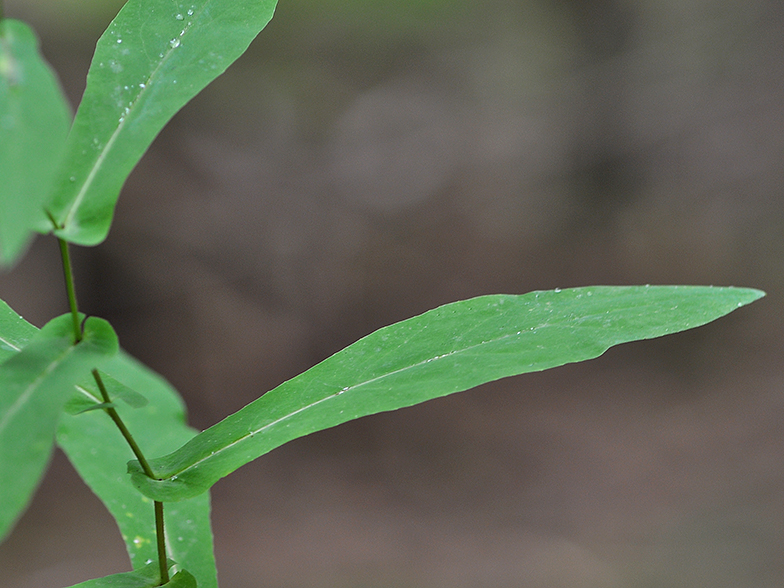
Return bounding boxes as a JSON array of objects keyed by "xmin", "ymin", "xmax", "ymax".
[
  {"xmin": 0, "ymin": 314, "xmax": 118, "ymax": 541},
  {"xmin": 57, "ymin": 352, "xmax": 217, "ymax": 588},
  {"xmin": 61, "ymin": 560, "xmax": 196, "ymax": 588},
  {"xmin": 0, "ymin": 19, "xmax": 71, "ymax": 265},
  {"xmin": 46, "ymin": 0, "xmax": 278, "ymax": 246},
  {"xmin": 129, "ymin": 285, "xmax": 764, "ymax": 502}
]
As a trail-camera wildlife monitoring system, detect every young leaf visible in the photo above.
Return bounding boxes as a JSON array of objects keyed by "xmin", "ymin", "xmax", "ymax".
[
  {"xmin": 46, "ymin": 0, "xmax": 278, "ymax": 246},
  {"xmin": 57, "ymin": 352, "xmax": 217, "ymax": 588},
  {"xmin": 76, "ymin": 371, "xmax": 149, "ymax": 409},
  {"xmin": 0, "ymin": 298, "xmax": 37, "ymax": 363},
  {"xmin": 129, "ymin": 285, "xmax": 764, "ymax": 502},
  {"xmin": 0, "ymin": 314, "xmax": 118, "ymax": 541},
  {"xmin": 61, "ymin": 560, "xmax": 196, "ymax": 588},
  {"xmin": 0, "ymin": 19, "xmax": 71, "ymax": 265}
]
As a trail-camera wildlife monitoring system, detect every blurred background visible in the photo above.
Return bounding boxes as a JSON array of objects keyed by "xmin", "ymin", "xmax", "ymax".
[{"xmin": 1, "ymin": 0, "xmax": 783, "ymax": 586}]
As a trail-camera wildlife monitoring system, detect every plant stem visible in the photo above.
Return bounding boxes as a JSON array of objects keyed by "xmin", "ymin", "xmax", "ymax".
[
  {"xmin": 91, "ymin": 370, "xmax": 155, "ymax": 476},
  {"xmin": 92, "ymin": 369, "xmax": 170, "ymax": 585},
  {"xmin": 54, "ymin": 236, "xmax": 170, "ymax": 585},
  {"xmin": 56, "ymin": 238, "xmax": 82, "ymax": 343},
  {"xmin": 155, "ymin": 501, "xmax": 170, "ymax": 584}
]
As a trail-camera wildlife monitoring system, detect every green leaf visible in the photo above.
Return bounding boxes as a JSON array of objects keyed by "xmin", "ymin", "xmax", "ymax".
[
  {"xmin": 61, "ymin": 560, "xmax": 196, "ymax": 588},
  {"xmin": 0, "ymin": 314, "xmax": 118, "ymax": 541},
  {"xmin": 129, "ymin": 285, "xmax": 764, "ymax": 502},
  {"xmin": 57, "ymin": 352, "xmax": 217, "ymax": 588},
  {"xmin": 0, "ymin": 298, "xmax": 37, "ymax": 363},
  {"xmin": 46, "ymin": 0, "xmax": 278, "ymax": 246},
  {"xmin": 77, "ymin": 371, "xmax": 149, "ymax": 409},
  {"xmin": 0, "ymin": 19, "xmax": 71, "ymax": 265},
  {"xmin": 63, "ymin": 398, "xmax": 117, "ymax": 415}
]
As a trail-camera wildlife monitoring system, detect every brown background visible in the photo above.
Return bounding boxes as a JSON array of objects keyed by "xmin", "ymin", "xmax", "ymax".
[{"xmin": 2, "ymin": 0, "xmax": 783, "ymax": 586}]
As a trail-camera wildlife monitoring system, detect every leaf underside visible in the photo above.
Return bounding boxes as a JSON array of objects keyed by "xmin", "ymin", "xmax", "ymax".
[{"xmin": 129, "ymin": 285, "xmax": 764, "ymax": 502}]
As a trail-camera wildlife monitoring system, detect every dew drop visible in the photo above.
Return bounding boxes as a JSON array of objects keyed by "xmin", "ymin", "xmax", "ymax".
[
  {"xmin": 139, "ymin": 83, "xmax": 146, "ymax": 88},
  {"xmin": 170, "ymin": 38, "xmax": 180, "ymax": 48},
  {"xmin": 69, "ymin": 176, "xmax": 76, "ymax": 182},
  {"xmin": 554, "ymin": 288, "xmax": 561, "ymax": 293},
  {"xmin": 175, "ymin": 13, "xmax": 184, "ymax": 20},
  {"xmin": 116, "ymin": 38, "xmax": 122, "ymax": 43},
  {"xmin": 187, "ymin": 8, "xmax": 194, "ymax": 15}
]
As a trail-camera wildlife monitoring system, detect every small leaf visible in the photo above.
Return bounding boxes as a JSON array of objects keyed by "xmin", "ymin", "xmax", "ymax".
[
  {"xmin": 75, "ymin": 370, "xmax": 149, "ymax": 409},
  {"xmin": 0, "ymin": 314, "xmax": 118, "ymax": 541},
  {"xmin": 0, "ymin": 19, "xmax": 71, "ymax": 265},
  {"xmin": 128, "ymin": 285, "xmax": 764, "ymax": 502},
  {"xmin": 60, "ymin": 560, "xmax": 196, "ymax": 588},
  {"xmin": 47, "ymin": 0, "xmax": 278, "ymax": 246},
  {"xmin": 0, "ymin": 298, "xmax": 37, "ymax": 363},
  {"xmin": 63, "ymin": 398, "xmax": 116, "ymax": 415},
  {"xmin": 57, "ymin": 352, "xmax": 217, "ymax": 588}
]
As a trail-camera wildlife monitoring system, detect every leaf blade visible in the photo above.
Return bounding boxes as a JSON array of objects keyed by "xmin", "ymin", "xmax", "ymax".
[
  {"xmin": 47, "ymin": 0, "xmax": 278, "ymax": 246},
  {"xmin": 0, "ymin": 314, "xmax": 118, "ymax": 541},
  {"xmin": 129, "ymin": 285, "xmax": 764, "ymax": 501},
  {"xmin": 0, "ymin": 19, "xmax": 71, "ymax": 264}
]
